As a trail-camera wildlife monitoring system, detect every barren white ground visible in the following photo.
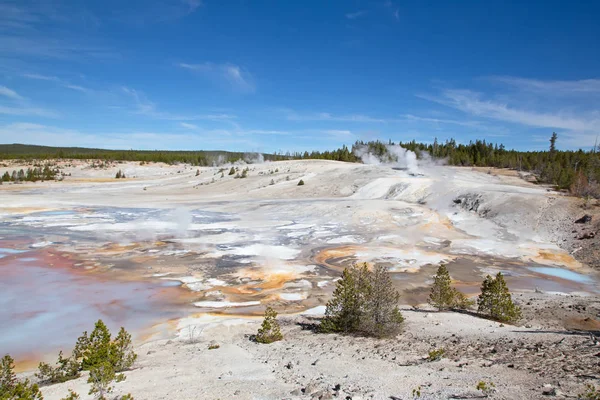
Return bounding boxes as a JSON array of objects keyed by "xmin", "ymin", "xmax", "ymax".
[{"xmin": 1, "ymin": 159, "xmax": 598, "ymax": 399}]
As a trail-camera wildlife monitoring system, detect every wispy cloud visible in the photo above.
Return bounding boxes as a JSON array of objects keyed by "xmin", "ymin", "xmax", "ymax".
[
  {"xmin": 22, "ymin": 73, "xmax": 92, "ymax": 93},
  {"xmin": 0, "ymin": 85, "xmax": 58, "ymax": 118},
  {"xmin": 345, "ymin": 10, "xmax": 367, "ymax": 19},
  {"xmin": 0, "ymin": 86, "xmax": 24, "ymax": 100},
  {"xmin": 180, "ymin": 122, "xmax": 199, "ymax": 129},
  {"xmin": 323, "ymin": 129, "xmax": 354, "ymax": 139},
  {"xmin": 122, "ymin": 86, "xmax": 238, "ymax": 122},
  {"xmin": 178, "ymin": 62, "xmax": 256, "ymax": 93},
  {"xmin": 182, "ymin": 0, "xmax": 203, "ymax": 14},
  {"xmin": 0, "ymin": 122, "xmax": 257, "ymax": 150},
  {"xmin": 384, "ymin": 1, "xmax": 400, "ymax": 21},
  {"xmin": 489, "ymin": 76, "xmax": 600, "ymax": 94},
  {"xmin": 401, "ymin": 113, "xmax": 481, "ymax": 127},
  {"xmin": 283, "ymin": 109, "xmax": 393, "ymax": 123},
  {"xmin": 0, "ymin": 106, "xmax": 58, "ymax": 118},
  {"xmin": 420, "ymin": 88, "xmax": 599, "ymax": 132}
]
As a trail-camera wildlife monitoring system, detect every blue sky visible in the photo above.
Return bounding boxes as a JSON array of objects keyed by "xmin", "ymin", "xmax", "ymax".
[{"xmin": 0, "ymin": 0, "xmax": 599, "ymax": 152}]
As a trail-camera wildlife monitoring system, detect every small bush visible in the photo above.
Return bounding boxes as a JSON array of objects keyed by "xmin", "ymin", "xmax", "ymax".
[
  {"xmin": 61, "ymin": 389, "xmax": 80, "ymax": 400},
  {"xmin": 579, "ymin": 384, "xmax": 600, "ymax": 400},
  {"xmin": 36, "ymin": 351, "xmax": 80, "ymax": 384},
  {"xmin": 36, "ymin": 319, "xmax": 137, "ymax": 391},
  {"xmin": 88, "ymin": 361, "xmax": 124, "ymax": 400},
  {"xmin": 208, "ymin": 343, "xmax": 220, "ymax": 350},
  {"xmin": 297, "ymin": 179, "xmax": 304, "ymax": 186},
  {"xmin": 228, "ymin": 167, "xmax": 235, "ymax": 175},
  {"xmin": 411, "ymin": 386, "xmax": 421, "ymax": 399},
  {"xmin": 1, "ymin": 354, "xmax": 43, "ymax": 400},
  {"xmin": 477, "ymin": 273, "xmax": 521, "ymax": 323},
  {"xmin": 255, "ymin": 307, "xmax": 283, "ymax": 344},
  {"xmin": 427, "ymin": 348, "xmax": 445, "ymax": 362},
  {"xmin": 451, "ymin": 288, "xmax": 475, "ymax": 310},
  {"xmin": 476, "ymin": 381, "xmax": 496, "ymax": 396}
]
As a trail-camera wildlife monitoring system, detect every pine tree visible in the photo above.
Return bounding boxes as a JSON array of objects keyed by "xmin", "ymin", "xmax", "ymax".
[
  {"xmin": 477, "ymin": 273, "xmax": 522, "ymax": 323},
  {"xmin": 255, "ymin": 306, "xmax": 283, "ymax": 344},
  {"xmin": 361, "ymin": 265, "xmax": 404, "ymax": 337},
  {"xmin": 428, "ymin": 264, "xmax": 454, "ymax": 311},
  {"xmin": 82, "ymin": 320, "xmax": 112, "ymax": 370},
  {"xmin": 320, "ymin": 263, "xmax": 369, "ymax": 333},
  {"xmin": 111, "ymin": 328, "xmax": 137, "ymax": 372},
  {"xmin": 88, "ymin": 361, "xmax": 124, "ymax": 400}
]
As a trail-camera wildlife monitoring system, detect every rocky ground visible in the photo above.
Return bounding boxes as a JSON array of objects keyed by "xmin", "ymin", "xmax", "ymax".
[{"xmin": 36, "ymin": 292, "xmax": 600, "ymax": 400}]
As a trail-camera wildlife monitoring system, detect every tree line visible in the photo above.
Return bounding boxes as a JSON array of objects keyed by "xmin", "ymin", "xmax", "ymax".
[
  {"xmin": 0, "ymin": 144, "xmax": 287, "ymax": 166},
  {"xmin": 1, "ymin": 166, "xmax": 60, "ymax": 183},
  {"xmin": 3, "ymin": 133, "xmax": 599, "ymax": 196},
  {"xmin": 288, "ymin": 134, "xmax": 600, "ymax": 197}
]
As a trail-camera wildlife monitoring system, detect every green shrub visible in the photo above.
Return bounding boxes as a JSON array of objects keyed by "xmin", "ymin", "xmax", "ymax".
[
  {"xmin": 579, "ymin": 384, "xmax": 600, "ymax": 399},
  {"xmin": 60, "ymin": 389, "xmax": 80, "ymax": 400},
  {"xmin": 228, "ymin": 167, "xmax": 235, "ymax": 175},
  {"xmin": 411, "ymin": 386, "xmax": 421, "ymax": 399},
  {"xmin": 450, "ymin": 288, "xmax": 475, "ymax": 310},
  {"xmin": 88, "ymin": 361, "xmax": 124, "ymax": 400},
  {"xmin": 427, "ymin": 348, "xmax": 445, "ymax": 362},
  {"xmin": 321, "ymin": 263, "xmax": 404, "ymax": 337},
  {"xmin": 477, "ymin": 273, "xmax": 522, "ymax": 323},
  {"xmin": 255, "ymin": 307, "xmax": 283, "ymax": 344},
  {"xmin": 0, "ymin": 354, "xmax": 43, "ymax": 400},
  {"xmin": 36, "ymin": 351, "xmax": 80, "ymax": 384},
  {"xmin": 297, "ymin": 179, "xmax": 304, "ymax": 186},
  {"xmin": 36, "ymin": 320, "xmax": 137, "ymax": 389},
  {"xmin": 476, "ymin": 381, "xmax": 496, "ymax": 395}
]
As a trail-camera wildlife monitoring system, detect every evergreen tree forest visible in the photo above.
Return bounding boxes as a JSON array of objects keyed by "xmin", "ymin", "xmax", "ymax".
[{"xmin": 2, "ymin": 133, "xmax": 599, "ymax": 196}]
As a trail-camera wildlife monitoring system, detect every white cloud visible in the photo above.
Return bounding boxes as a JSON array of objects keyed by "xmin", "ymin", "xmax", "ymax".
[
  {"xmin": 178, "ymin": 62, "xmax": 256, "ymax": 93},
  {"xmin": 22, "ymin": 73, "xmax": 60, "ymax": 82},
  {"xmin": 0, "ymin": 86, "xmax": 24, "ymax": 100},
  {"xmin": 22, "ymin": 73, "xmax": 91, "ymax": 93},
  {"xmin": 345, "ymin": 10, "xmax": 366, "ymax": 19},
  {"xmin": 0, "ymin": 106, "xmax": 59, "ymax": 118},
  {"xmin": 401, "ymin": 114, "xmax": 481, "ymax": 127},
  {"xmin": 0, "ymin": 122, "xmax": 257, "ymax": 150},
  {"xmin": 182, "ymin": 0, "xmax": 202, "ymax": 14},
  {"xmin": 121, "ymin": 86, "xmax": 239, "ymax": 122},
  {"xmin": 0, "ymin": 85, "xmax": 58, "ymax": 118},
  {"xmin": 283, "ymin": 109, "xmax": 392, "ymax": 123},
  {"xmin": 490, "ymin": 76, "xmax": 600, "ymax": 94},
  {"xmin": 180, "ymin": 122, "xmax": 198, "ymax": 129},
  {"xmin": 421, "ymin": 89, "xmax": 599, "ymax": 132}
]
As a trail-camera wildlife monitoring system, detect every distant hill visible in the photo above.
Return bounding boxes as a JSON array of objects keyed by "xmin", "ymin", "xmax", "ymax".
[{"xmin": 0, "ymin": 144, "xmax": 281, "ymax": 166}]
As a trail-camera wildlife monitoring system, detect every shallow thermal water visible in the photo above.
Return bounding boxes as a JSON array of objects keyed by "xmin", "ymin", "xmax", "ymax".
[
  {"xmin": 528, "ymin": 266, "xmax": 594, "ymax": 284},
  {"xmin": 0, "ymin": 248, "xmax": 187, "ymax": 362}
]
